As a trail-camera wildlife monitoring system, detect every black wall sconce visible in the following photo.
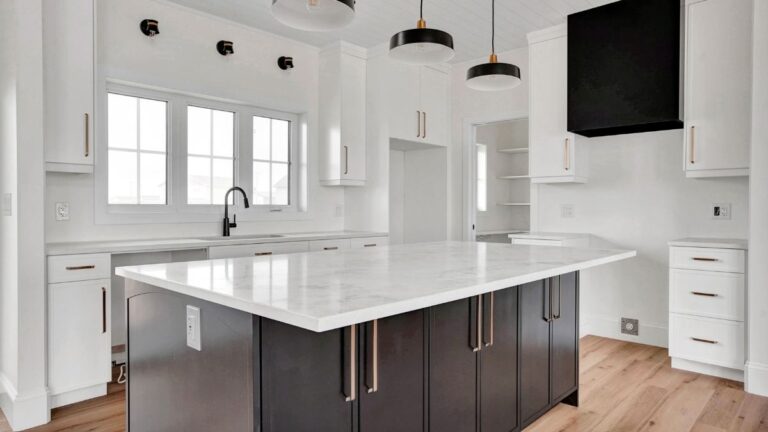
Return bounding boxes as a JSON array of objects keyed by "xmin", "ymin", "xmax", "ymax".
[
  {"xmin": 277, "ymin": 56, "xmax": 294, "ymax": 70},
  {"xmin": 140, "ymin": 19, "xmax": 160, "ymax": 37},
  {"xmin": 217, "ymin": 40, "xmax": 234, "ymax": 56}
]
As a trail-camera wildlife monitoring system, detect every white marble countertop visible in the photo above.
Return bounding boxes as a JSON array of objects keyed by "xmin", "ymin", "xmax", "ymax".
[
  {"xmin": 507, "ymin": 232, "xmax": 591, "ymax": 240},
  {"xmin": 46, "ymin": 231, "xmax": 388, "ymax": 256},
  {"xmin": 668, "ymin": 237, "xmax": 748, "ymax": 250},
  {"xmin": 116, "ymin": 241, "xmax": 636, "ymax": 332}
]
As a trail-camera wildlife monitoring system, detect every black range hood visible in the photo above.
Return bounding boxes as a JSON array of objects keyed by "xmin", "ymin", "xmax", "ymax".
[{"xmin": 567, "ymin": 0, "xmax": 683, "ymax": 138}]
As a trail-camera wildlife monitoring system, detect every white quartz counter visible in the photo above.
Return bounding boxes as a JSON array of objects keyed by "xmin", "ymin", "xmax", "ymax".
[
  {"xmin": 116, "ymin": 241, "xmax": 636, "ymax": 332},
  {"xmin": 46, "ymin": 231, "xmax": 388, "ymax": 255}
]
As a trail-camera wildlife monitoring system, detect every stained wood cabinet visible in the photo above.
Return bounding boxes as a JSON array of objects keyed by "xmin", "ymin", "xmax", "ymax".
[{"xmin": 683, "ymin": 0, "xmax": 752, "ymax": 177}]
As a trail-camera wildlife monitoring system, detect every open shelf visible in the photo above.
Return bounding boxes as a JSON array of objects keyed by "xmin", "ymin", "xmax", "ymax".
[
  {"xmin": 497, "ymin": 202, "xmax": 532, "ymax": 206},
  {"xmin": 497, "ymin": 175, "xmax": 530, "ymax": 180},
  {"xmin": 497, "ymin": 147, "xmax": 529, "ymax": 154}
]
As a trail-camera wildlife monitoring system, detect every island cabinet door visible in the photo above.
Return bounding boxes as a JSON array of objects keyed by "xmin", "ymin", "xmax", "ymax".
[
  {"xmin": 260, "ymin": 319, "xmax": 354, "ymax": 432},
  {"xmin": 358, "ymin": 310, "xmax": 426, "ymax": 432},
  {"xmin": 428, "ymin": 298, "xmax": 479, "ymax": 432},
  {"xmin": 479, "ymin": 287, "xmax": 519, "ymax": 432},
  {"xmin": 519, "ymin": 279, "xmax": 552, "ymax": 424},
  {"xmin": 550, "ymin": 273, "xmax": 579, "ymax": 403}
]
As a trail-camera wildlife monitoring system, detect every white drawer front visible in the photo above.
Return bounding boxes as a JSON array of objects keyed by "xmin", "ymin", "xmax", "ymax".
[
  {"xmin": 511, "ymin": 239, "xmax": 563, "ymax": 246},
  {"xmin": 208, "ymin": 241, "xmax": 309, "ymax": 259},
  {"xmin": 48, "ymin": 253, "xmax": 111, "ymax": 283},
  {"xmin": 670, "ymin": 247, "xmax": 745, "ymax": 273},
  {"xmin": 309, "ymin": 239, "xmax": 351, "ymax": 252},
  {"xmin": 669, "ymin": 314, "xmax": 744, "ymax": 370},
  {"xmin": 351, "ymin": 237, "xmax": 389, "ymax": 249},
  {"xmin": 670, "ymin": 269, "xmax": 744, "ymax": 321}
]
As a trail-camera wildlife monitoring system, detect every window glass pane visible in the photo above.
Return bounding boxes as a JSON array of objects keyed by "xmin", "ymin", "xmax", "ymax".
[
  {"xmin": 187, "ymin": 156, "xmax": 211, "ymax": 205},
  {"xmin": 139, "ymin": 99, "xmax": 167, "ymax": 152},
  {"xmin": 188, "ymin": 106, "xmax": 211, "ymax": 156},
  {"xmin": 477, "ymin": 144, "xmax": 487, "ymax": 212},
  {"xmin": 108, "ymin": 94, "xmax": 137, "ymax": 150},
  {"xmin": 139, "ymin": 153, "xmax": 166, "ymax": 204},
  {"xmin": 212, "ymin": 158, "xmax": 234, "ymax": 205},
  {"xmin": 271, "ymin": 119, "xmax": 289, "ymax": 162},
  {"xmin": 271, "ymin": 162, "xmax": 289, "ymax": 206},
  {"xmin": 253, "ymin": 116, "xmax": 270, "ymax": 160},
  {"xmin": 253, "ymin": 161, "xmax": 271, "ymax": 205},
  {"xmin": 108, "ymin": 150, "xmax": 137, "ymax": 204},
  {"xmin": 212, "ymin": 110, "xmax": 234, "ymax": 157}
]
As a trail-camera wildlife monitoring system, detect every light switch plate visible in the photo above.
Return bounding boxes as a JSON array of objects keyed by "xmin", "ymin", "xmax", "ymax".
[
  {"xmin": 186, "ymin": 305, "xmax": 201, "ymax": 351},
  {"xmin": 55, "ymin": 202, "xmax": 70, "ymax": 221},
  {"xmin": 712, "ymin": 203, "xmax": 731, "ymax": 220},
  {"xmin": 1, "ymin": 193, "xmax": 11, "ymax": 216},
  {"xmin": 560, "ymin": 204, "xmax": 575, "ymax": 218}
]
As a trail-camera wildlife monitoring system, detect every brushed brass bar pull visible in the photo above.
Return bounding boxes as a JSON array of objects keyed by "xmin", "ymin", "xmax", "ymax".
[
  {"xmin": 324, "ymin": 246, "xmax": 339, "ymax": 251},
  {"xmin": 417, "ymin": 111, "xmax": 421, "ymax": 137},
  {"xmin": 66, "ymin": 265, "xmax": 96, "ymax": 271},
  {"xmin": 543, "ymin": 281, "xmax": 551, "ymax": 322},
  {"xmin": 689, "ymin": 126, "xmax": 695, "ymax": 164},
  {"xmin": 344, "ymin": 325, "xmax": 357, "ymax": 402},
  {"xmin": 553, "ymin": 276, "xmax": 562, "ymax": 320},
  {"xmin": 84, "ymin": 113, "xmax": 90, "ymax": 157},
  {"xmin": 692, "ymin": 291, "xmax": 718, "ymax": 297},
  {"xmin": 363, "ymin": 244, "xmax": 377, "ymax": 248},
  {"xmin": 365, "ymin": 320, "xmax": 379, "ymax": 393},
  {"xmin": 101, "ymin": 287, "xmax": 107, "ymax": 334},
  {"xmin": 564, "ymin": 138, "xmax": 570, "ymax": 171},
  {"xmin": 344, "ymin": 145, "xmax": 349, "ymax": 175},
  {"xmin": 422, "ymin": 111, "xmax": 427, "ymax": 139},
  {"xmin": 469, "ymin": 296, "xmax": 481, "ymax": 352},
  {"xmin": 482, "ymin": 292, "xmax": 494, "ymax": 347},
  {"xmin": 476, "ymin": 295, "xmax": 483, "ymax": 351},
  {"xmin": 254, "ymin": 252, "xmax": 273, "ymax": 256},
  {"xmin": 691, "ymin": 337, "xmax": 717, "ymax": 344},
  {"xmin": 692, "ymin": 257, "xmax": 718, "ymax": 262}
]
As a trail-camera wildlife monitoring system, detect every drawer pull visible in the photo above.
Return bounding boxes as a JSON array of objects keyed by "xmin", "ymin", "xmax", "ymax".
[
  {"xmin": 343, "ymin": 325, "xmax": 357, "ymax": 402},
  {"xmin": 691, "ymin": 337, "xmax": 718, "ymax": 344},
  {"xmin": 324, "ymin": 247, "xmax": 339, "ymax": 251},
  {"xmin": 65, "ymin": 265, "xmax": 96, "ymax": 271},
  {"xmin": 363, "ymin": 244, "xmax": 377, "ymax": 248},
  {"xmin": 254, "ymin": 252, "xmax": 273, "ymax": 256},
  {"xmin": 101, "ymin": 287, "xmax": 107, "ymax": 334},
  {"xmin": 692, "ymin": 257, "xmax": 719, "ymax": 262},
  {"xmin": 691, "ymin": 291, "xmax": 718, "ymax": 297}
]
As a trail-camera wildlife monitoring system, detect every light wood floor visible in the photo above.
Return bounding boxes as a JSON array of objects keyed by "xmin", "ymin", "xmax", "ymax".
[{"xmin": 2, "ymin": 336, "xmax": 766, "ymax": 432}]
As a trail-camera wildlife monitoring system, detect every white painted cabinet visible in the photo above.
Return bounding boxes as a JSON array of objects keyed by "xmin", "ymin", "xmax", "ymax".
[
  {"xmin": 388, "ymin": 63, "xmax": 449, "ymax": 147},
  {"xmin": 43, "ymin": 0, "xmax": 95, "ymax": 173},
  {"xmin": 319, "ymin": 42, "xmax": 367, "ymax": 186},
  {"xmin": 208, "ymin": 241, "xmax": 310, "ymax": 259},
  {"xmin": 684, "ymin": 0, "xmax": 752, "ymax": 178},
  {"xmin": 527, "ymin": 25, "xmax": 587, "ymax": 184},
  {"xmin": 350, "ymin": 236, "xmax": 389, "ymax": 249},
  {"xmin": 308, "ymin": 238, "xmax": 351, "ymax": 251}
]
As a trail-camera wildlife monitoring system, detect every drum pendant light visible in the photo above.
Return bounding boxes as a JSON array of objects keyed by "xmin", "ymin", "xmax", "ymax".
[
  {"xmin": 389, "ymin": 0, "xmax": 455, "ymax": 65},
  {"xmin": 466, "ymin": 0, "xmax": 521, "ymax": 91},
  {"xmin": 271, "ymin": 0, "xmax": 355, "ymax": 32}
]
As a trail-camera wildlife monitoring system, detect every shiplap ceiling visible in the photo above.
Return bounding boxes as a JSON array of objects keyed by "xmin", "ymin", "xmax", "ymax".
[{"xmin": 166, "ymin": 0, "xmax": 618, "ymax": 63}]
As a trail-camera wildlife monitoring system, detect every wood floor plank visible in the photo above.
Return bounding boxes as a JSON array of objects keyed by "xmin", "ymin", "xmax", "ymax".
[
  {"xmin": 694, "ymin": 380, "xmax": 748, "ymax": 431},
  {"xmin": 637, "ymin": 373, "xmax": 721, "ymax": 432},
  {"xmin": 728, "ymin": 395, "xmax": 768, "ymax": 432}
]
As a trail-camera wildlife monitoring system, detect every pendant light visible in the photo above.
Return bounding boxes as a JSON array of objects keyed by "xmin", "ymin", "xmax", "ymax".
[
  {"xmin": 389, "ymin": 0, "xmax": 454, "ymax": 65},
  {"xmin": 271, "ymin": 0, "xmax": 355, "ymax": 32},
  {"xmin": 466, "ymin": 0, "xmax": 521, "ymax": 91}
]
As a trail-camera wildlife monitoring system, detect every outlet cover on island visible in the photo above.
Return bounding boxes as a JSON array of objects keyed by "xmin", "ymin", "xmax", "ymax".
[
  {"xmin": 186, "ymin": 305, "xmax": 201, "ymax": 351},
  {"xmin": 560, "ymin": 204, "xmax": 575, "ymax": 218},
  {"xmin": 712, "ymin": 203, "xmax": 731, "ymax": 220},
  {"xmin": 55, "ymin": 202, "xmax": 70, "ymax": 221}
]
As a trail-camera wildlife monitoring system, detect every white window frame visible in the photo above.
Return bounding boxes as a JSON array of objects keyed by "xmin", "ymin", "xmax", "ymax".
[{"xmin": 95, "ymin": 82, "xmax": 303, "ymax": 224}]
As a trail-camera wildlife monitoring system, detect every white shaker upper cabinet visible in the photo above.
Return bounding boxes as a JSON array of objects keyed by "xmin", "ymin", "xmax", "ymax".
[
  {"xmin": 388, "ymin": 62, "xmax": 449, "ymax": 147},
  {"xmin": 319, "ymin": 42, "xmax": 367, "ymax": 186},
  {"xmin": 684, "ymin": 0, "xmax": 752, "ymax": 178},
  {"xmin": 43, "ymin": 0, "xmax": 95, "ymax": 173},
  {"xmin": 527, "ymin": 25, "xmax": 587, "ymax": 184}
]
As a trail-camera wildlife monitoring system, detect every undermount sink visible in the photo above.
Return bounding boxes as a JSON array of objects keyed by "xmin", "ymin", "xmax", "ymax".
[{"xmin": 198, "ymin": 234, "xmax": 284, "ymax": 241}]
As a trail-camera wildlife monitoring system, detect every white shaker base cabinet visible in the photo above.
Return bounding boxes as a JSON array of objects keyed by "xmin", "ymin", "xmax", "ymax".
[
  {"xmin": 668, "ymin": 239, "xmax": 747, "ymax": 381},
  {"xmin": 683, "ymin": 0, "xmax": 752, "ymax": 178}
]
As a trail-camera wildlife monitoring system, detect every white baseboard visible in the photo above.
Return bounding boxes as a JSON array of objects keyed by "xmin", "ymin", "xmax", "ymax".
[
  {"xmin": 50, "ymin": 383, "xmax": 106, "ymax": 409},
  {"xmin": 0, "ymin": 373, "xmax": 49, "ymax": 431},
  {"xmin": 745, "ymin": 361, "xmax": 768, "ymax": 397},
  {"xmin": 672, "ymin": 358, "xmax": 744, "ymax": 381},
  {"xmin": 581, "ymin": 314, "xmax": 667, "ymax": 348}
]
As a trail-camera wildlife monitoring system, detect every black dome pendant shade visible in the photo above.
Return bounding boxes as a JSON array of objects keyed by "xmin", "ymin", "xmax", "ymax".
[
  {"xmin": 389, "ymin": 0, "xmax": 455, "ymax": 65},
  {"xmin": 466, "ymin": 0, "xmax": 521, "ymax": 91}
]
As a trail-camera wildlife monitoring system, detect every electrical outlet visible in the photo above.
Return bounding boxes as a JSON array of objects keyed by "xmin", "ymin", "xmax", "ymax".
[
  {"xmin": 621, "ymin": 317, "xmax": 639, "ymax": 336},
  {"xmin": 712, "ymin": 203, "xmax": 731, "ymax": 220},
  {"xmin": 55, "ymin": 202, "xmax": 70, "ymax": 221},
  {"xmin": 186, "ymin": 305, "xmax": 201, "ymax": 351},
  {"xmin": 560, "ymin": 204, "xmax": 575, "ymax": 218}
]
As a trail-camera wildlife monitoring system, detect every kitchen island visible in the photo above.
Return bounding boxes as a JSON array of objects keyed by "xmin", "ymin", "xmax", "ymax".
[{"xmin": 116, "ymin": 241, "xmax": 635, "ymax": 432}]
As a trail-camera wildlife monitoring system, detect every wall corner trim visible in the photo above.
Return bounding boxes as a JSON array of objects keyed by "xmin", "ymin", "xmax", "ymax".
[{"xmin": 0, "ymin": 373, "xmax": 50, "ymax": 431}]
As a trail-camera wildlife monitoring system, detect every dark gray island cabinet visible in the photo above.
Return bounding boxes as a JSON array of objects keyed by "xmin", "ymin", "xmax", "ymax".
[{"xmin": 125, "ymin": 273, "xmax": 579, "ymax": 432}]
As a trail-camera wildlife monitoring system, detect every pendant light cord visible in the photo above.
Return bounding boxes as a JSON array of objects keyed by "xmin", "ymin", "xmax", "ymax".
[
  {"xmin": 491, "ymin": 0, "xmax": 496, "ymax": 55},
  {"xmin": 420, "ymin": 0, "xmax": 424, "ymax": 19}
]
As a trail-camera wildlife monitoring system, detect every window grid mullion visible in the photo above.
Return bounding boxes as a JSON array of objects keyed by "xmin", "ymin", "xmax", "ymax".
[
  {"xmin": 209, "ymin": 110, "xmax": 214, "ymax": 205},
  {"xmin": 269, "ymin": 119, "xmax": 273, "ymax": 206},
  {"xmin": 136, "ymin": 100, "xmax": 142, "ymax": 204}
]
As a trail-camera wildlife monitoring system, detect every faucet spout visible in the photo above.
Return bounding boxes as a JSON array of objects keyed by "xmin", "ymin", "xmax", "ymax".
[{"xmin": 223, "ymin": 186, "xmax": 250, "ymax": 237}]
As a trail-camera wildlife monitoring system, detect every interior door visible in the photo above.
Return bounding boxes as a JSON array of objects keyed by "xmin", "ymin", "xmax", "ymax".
[
  {"xmin": 358, "ymin": 310, "xmax": 425, "ymax": 432},
  {"xmin": 519, "ymin": 279, "xmax": 551, "ymax": 424},
  {"xmin": 551, "ymin": 273, "xmax": 579, "ymax": 403},
  {"xmin": 261, "ymin": 319, "xmax": 353, "ymax": 432},
  {"xmin": 480, "ymin": 288, "xmax": 519, "ymax": 432},
  {"xmin": 429, "ymin": 298, "xmax": 478, "ymax": 432}
]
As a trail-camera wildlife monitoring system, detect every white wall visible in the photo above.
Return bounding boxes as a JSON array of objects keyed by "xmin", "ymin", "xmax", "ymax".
[
  {"xmin": 536, "ymin": 131, "xmax": 749, "ymax": 346},
  {"xmin": 45, "ymin": 0, "xmax": 345, "ymax": 243},
  {"xmin": 746, "ymin": 0, "xmax": 768, "ymax": 397},
  {"xmin": 389, "ymin": 150, "xmax": 404, "ymax": 244},
  {"xmin": 449, "ymin": 47, "xmax": 530, "ymax": 240}
]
